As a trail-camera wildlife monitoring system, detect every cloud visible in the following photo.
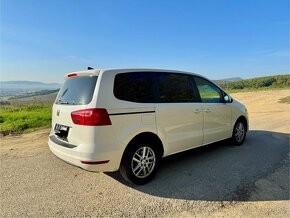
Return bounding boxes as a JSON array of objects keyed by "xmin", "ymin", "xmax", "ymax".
[
  {"xmin": 252, "ymin": 49, "xmax": 289, "ymax": 57},
  {"xmin": 272, "ymin": 21, "xmax": 289, "ymax": 24},
  {"xmin": 64, "ymin": 56, "xmax": 94, "ymax": 63},
  {"xmin": 267, "ymin": 50, "xmax": 289, "ymax": 57}
]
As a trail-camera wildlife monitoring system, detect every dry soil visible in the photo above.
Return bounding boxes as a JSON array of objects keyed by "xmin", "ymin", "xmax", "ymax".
[{"xmin": 0, "ymin": 89, "xmax": 289, "ymax": 217}]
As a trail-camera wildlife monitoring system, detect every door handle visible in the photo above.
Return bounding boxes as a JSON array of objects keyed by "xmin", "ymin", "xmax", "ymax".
[
  {"xmin": 193, "ymin": 109, "xmax": 201, "ymax": 114},
  {"xmin": 203, "ymin": 108, "xmax": 211, "ymax": 113}
]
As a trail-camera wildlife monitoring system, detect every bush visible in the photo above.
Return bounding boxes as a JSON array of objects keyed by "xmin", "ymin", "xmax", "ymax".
[{"xmin": 218, "ymin": 74, "xmax": 290, "ymax": 91}]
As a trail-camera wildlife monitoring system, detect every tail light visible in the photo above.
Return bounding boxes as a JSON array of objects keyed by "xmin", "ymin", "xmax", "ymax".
[
  {"xmin": 67, "ymin": 73, "xmax": 77, "ymax": 77},
  {"xmin": 71, "ymin": 108, "xmax": 112, "ymax": 126}
]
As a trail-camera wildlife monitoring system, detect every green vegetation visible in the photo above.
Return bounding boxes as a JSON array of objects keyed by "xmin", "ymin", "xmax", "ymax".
[
  {"xmin": 278, "ymin": 96, "xmax": 290, "ymax": 104},
  {"xmin": 0, "ymin": 96, "xmax": 14, "ymax": 101},
  {"xmin": 7, "ymin": 89, "xmax": 59, "ymax": 100},
  {"xmin": 0, "ymin": 74, "xmax": 289, "ymax": 136},
  {"xmin": 218, "ymin": 74, "xmax": 290, "ymax": 92},
  {"xmin": 0, "ymin": 103, "xmax": 52, "ymax": 135}
]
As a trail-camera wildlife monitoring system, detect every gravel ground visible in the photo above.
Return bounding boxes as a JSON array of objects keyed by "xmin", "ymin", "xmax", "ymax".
[{"xmin": 0, "ymin": 89, "xmax": 289, "ymax": 217}]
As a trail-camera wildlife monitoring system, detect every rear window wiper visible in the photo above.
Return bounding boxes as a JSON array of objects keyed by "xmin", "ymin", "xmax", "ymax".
[
  {"xmin": 60, "ymin": 88, "xmax": 68, "ymax": 98},
  {"xmin": 57, "ymin": 100, "xmax": 75, "ymax": 105}
]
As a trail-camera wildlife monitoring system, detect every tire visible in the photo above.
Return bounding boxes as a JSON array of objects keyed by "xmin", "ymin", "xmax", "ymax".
[
  {"xmin": 119, "ymin": 138, "xmax": 161, "ymax": 185},
  {"xmin": 232, "ymin": 120, "xmax": 247, "ymax": 146}
]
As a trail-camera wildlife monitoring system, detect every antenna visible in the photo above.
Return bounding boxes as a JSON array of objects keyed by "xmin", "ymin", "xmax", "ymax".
[{"xmin": 87, "ymin": 67, "xmax": 94, "ymax": 70}]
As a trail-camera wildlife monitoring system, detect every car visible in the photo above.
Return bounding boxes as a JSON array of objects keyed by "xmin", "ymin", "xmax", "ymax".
[{"xmin": 48, "ymin": 68, "xmax": 248, "ymax": 184}]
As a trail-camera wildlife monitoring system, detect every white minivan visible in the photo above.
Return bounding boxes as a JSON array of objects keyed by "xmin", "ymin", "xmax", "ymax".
[{"xmin": 48, "ymin": 68, "xmax": 248, "ymax": 184}]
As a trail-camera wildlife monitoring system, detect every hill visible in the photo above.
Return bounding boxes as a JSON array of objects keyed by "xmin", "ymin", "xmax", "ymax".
[
  {"xmin": 218, "ymin": 74, "xmax": 289, "ymax": 91},
  {"xmin": 222, "ymin": 77, "xmax": 243, "ymax": 82},
  {"xmin": 9, "ymin": 90, "xmax": 58, "ymax": 103},
  {"xmin": 214, "ymin": 77, "xmax": 243, "ymax": 84},
  {"xmin": 1, "ymin": 81, "xmax": 60, "ymax": 86},
  {"xmin": 0, "ymin": 80, "xmax": 61, "ymax": 96}
]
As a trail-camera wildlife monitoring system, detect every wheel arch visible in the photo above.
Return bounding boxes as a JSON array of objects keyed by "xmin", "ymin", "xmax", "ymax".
[
  {"xmin": 234, "ymin": 115, "xmax": 248, "ymax": 133},
  {"xmin": 120, "ymin": 132, "xmax": 164, "ymax": 164}
]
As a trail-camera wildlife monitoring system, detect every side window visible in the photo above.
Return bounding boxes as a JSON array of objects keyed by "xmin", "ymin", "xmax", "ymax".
[
  {"xmin": 194, "ymin": 77, "xmax": 223, "ymax": 103},
  {"xmin": 156, "ymin": 72, "xmax": 196, "ymax": 103},
  {"xmin": 114, "ymin": 72, "xmax": 154, "ymax": 103}
]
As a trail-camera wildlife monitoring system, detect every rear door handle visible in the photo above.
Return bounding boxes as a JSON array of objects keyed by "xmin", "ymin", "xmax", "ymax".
[{"xmin": 203, "ymin": 108, "xmax": 211, "ymax": 113}]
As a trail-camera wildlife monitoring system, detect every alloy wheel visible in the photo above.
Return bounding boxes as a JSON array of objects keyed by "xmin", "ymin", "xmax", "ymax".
[
  {"xmin": 235, "ymin": 122, "xmax": 245, "ymax": 142},
  {"xmin": 131, "ymin": 146, "xmax": 156, "ymax": 178}
]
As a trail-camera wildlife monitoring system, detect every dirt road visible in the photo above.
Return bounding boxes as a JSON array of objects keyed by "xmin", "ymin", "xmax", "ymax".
[{"xmin": 1, "ymin": 89, "xmax": 289, "ymax": 217}]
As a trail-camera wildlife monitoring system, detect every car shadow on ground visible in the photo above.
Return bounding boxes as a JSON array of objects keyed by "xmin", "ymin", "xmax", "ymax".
[{"xmin": 106, "ymin": 130, "xmax": 289, "ymax": 201}]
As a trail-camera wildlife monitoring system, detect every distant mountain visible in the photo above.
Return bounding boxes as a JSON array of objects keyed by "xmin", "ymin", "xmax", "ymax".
[
  {"xmin": 0, "ymin": 80, "xmax": 61, "ymax": 87},
  {"xmin": 0, "ymin": 80, "xmax": 61, "ymax": 96},
  {"xmin": 221, "ymin": 77, "xmax": 243, "ymax": 82},
  {"xmin": 9, "ymin": 90, "xmax": 59, "ymax": 103},
  {"xmin": 214, "ymin": 77, "xmax": 243, "ymax": 84}
]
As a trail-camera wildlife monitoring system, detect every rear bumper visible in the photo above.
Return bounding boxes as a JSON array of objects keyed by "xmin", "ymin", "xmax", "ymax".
[{"xmin": 48, "ymin": 135, "xmax": 122, "ymax": 172}]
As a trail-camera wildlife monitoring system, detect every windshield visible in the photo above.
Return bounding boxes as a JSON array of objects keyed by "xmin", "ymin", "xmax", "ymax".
[{"xmin": 56, "ymin": 76, "xmax": 97, "ymax": 105}]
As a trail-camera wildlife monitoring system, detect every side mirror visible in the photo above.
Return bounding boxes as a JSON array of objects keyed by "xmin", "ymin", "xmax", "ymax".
[{"xmin": 223, "ymin": 95, "xmax": 232, "ymax": 103}]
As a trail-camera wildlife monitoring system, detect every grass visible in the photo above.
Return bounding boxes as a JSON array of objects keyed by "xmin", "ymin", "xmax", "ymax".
[
  {"xmin": 278, "ymin": 96, "xmax": 290, "ymax": 104},
  {"xmin": 0, "ymin": 103, "xmax": 52, "ymax": 135}
]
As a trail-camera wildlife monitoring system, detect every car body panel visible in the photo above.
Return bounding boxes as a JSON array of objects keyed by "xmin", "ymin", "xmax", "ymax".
[
  {"xmin": 155, "ymin": 103, "xmax": 203, "ymax": 155},
  {"xmin": 201, "ymin": 103, "xmax": 232, "ymax": 144}
]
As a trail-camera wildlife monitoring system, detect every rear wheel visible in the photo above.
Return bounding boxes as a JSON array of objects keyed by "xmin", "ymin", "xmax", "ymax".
[
  {"xmin": 120, "ymin": 139, "xmax": 161, "ymax": 185},
  {"xmin": 232, "ymin": 120, "xmax": 246, "ymax": 145}
]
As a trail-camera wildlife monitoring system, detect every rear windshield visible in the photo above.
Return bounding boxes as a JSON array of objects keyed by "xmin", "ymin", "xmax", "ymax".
[{"xmin": 56, "ymin": 76, "xmax": 97, "ymax": 105}]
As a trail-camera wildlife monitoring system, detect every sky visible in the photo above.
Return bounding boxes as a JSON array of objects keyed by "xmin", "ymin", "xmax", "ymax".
[{"xmin": 1, "ymin": 0, "xmax": 289, "ymax": 83}]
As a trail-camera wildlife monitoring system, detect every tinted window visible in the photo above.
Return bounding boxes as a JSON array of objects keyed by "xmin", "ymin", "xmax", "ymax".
[
  {"xmin": 56, "ymin": 76, "xmax": 97, "ymax": 105},
  {"xmin": 114, "ymin": 72, "xmax": 154, "ymax": 103},
  {"xmin": 156, "ymin": 73, "xmax": 196, "ymax": 103},
  {"xmin": 194, "ymin": 77, "xmax": 223, "ymax": 103}
]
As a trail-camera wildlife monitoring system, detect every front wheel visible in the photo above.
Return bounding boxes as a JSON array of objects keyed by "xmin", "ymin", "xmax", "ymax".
[
  {"xmin": 232, "ymin": 120, "xmax": 247, "ymax": 145},
  {"xmin": 119, "ymin": 139, "xmax": 161, "ymax": 185}
]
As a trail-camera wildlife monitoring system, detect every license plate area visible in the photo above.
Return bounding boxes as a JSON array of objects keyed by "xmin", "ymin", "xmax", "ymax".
[{"xmin": 54, "ymin": 124, "xmax": 70, "ymax": 140}]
